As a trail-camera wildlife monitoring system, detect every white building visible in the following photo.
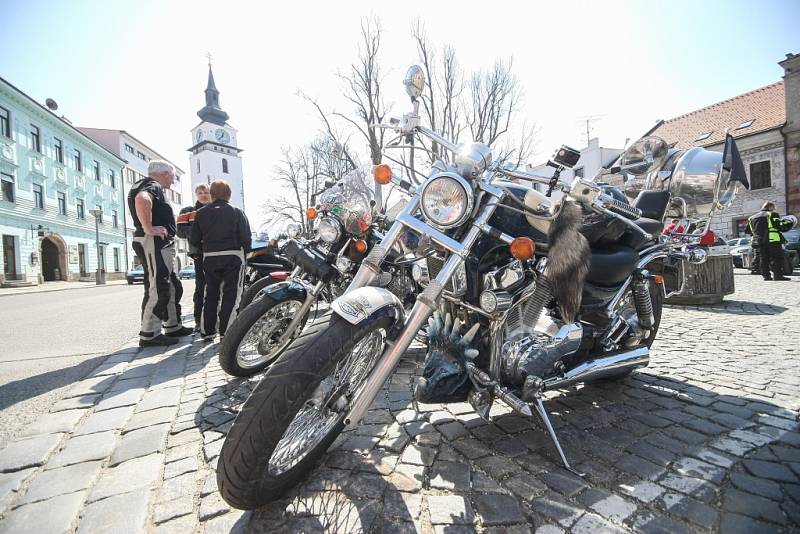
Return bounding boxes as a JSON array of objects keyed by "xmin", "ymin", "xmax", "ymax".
[
  {"xmin": 188, "ymin": 65, "xmax": 245, "ymax": 210},
  {"xmin": 77, "ymin": 128, "xmax": 189, "ymax": 271},
  {"xmin": 528, "ymin": 137, "xmax": 624, "ymax": 198}
]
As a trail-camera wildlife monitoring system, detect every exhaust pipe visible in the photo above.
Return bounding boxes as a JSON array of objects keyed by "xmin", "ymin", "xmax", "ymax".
[{"xmin": 542, "ymin": 346, "xmax": 649, "ymax": 391}]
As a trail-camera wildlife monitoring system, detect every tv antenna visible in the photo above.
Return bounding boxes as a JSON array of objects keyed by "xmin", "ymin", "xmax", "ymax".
[{"xmin": 576, "ymin": 114, "xmax": 607, "ymax": 147}]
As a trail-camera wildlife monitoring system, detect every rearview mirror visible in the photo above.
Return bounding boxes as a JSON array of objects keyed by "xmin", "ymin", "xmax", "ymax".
[
  {"xmin": 403, "ymin": 65, "xmax": 425, "ymax": 100},
  {"xmin": 619, "ymin": 136, "xmax": 669, "ymax": 176}
]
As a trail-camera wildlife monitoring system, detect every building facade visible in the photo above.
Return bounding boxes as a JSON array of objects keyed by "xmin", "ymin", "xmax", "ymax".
[
  {"xmin": 779, "ymin": 53, "xmax": 800, "ymax": 216},
  {"xmin": 78, "ymin": 128, "xmax": 189, "ymax": 271},
  {"xmin": 188, "ymin": 65, "xmax": 245, "ymax": 210},
  {"xmin": 0, "ymin": 77, "xmax": 127, "ymax": 285}
]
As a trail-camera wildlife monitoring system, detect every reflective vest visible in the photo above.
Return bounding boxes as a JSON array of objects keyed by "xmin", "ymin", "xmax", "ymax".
[{"xmin": 766, "ymin": 212, "xmax": 781, "ymax": 243}]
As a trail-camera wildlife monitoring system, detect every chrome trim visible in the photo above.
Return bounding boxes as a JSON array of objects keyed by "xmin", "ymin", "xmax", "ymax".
[
  {"xmin": 396, "ymin": 212, "xmax": 468, "ymax": 257},
  {"xmin": 542, "ymin": 346, "xmax": 649, "ymax": 390}
]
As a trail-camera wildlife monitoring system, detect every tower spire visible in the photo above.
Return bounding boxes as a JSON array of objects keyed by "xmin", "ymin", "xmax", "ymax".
[{"xmin": 197, "ymin": 56, "xmax": 229, "ymax": 126}]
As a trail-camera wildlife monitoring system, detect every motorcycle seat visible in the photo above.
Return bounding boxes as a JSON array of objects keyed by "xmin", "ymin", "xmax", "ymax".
[
  {"xmin": 249, "ymin": 262, "xmax": 288, "ymax": 271},
  {"xmin": 634, "ymin": 218, "xmax": 664, "ymax": 235},
  {"xmin": 587, "ymin": 245, "xmax": 639, "ymax": 286}
]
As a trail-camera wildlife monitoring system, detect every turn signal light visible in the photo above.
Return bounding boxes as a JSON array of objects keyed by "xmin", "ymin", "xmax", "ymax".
[
  {"xmin": 353, "ymin": 239, "xmax": 368, "ymax": 254},
  {"xmin": 510, "ymin": 237, "xmax": 535, "ymax": 260},
  {"xmin": 373, "ymin": 164, "xmax": 393, "ymax": 185},
  {"xmin": 306, "ymin": 207, "xmax": 318, "ymax": 220},
  {"xmin": 653, "ymin": 274, "xmax": 664, "ymax": 285}
]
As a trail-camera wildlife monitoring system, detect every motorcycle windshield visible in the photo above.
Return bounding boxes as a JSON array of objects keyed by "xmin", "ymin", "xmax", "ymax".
[
  {"xmin": 317, "ymin": 168, "xmax": 375, "ymax": 235},
  {"xmin": 668, "ymin": 147, "xmax": 725, "ymax": 220}
]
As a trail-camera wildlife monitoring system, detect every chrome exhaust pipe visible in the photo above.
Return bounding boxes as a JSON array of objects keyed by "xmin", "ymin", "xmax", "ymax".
[{"xmin": 542, "ymin": 346, "xmax": 649, "ymax": 391}]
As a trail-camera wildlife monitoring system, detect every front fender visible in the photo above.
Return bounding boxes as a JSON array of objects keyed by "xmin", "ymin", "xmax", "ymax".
[
  {"xmin": 259, "ymin": 280, "xmax": 307, "ymax": 302},
  {"xmin": 331, "ymin": 287, "xmax": 406, "ymax": 339}
]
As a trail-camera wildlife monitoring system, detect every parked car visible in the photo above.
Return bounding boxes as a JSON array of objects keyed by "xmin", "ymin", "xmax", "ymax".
[
  {"xmin": 729, "ymin": 237, "xmax": 752, "ymax": 268},
  {"xmin": 179, "ymin": 265, "xmax": 196, "ymax": 280},
  {"xmin": 727, "ymin": 237, "xmax": 750, "ymax": 247},
  {"xmin": 126, "ymin": 265, "xmax": 145, "ymax": 284}
]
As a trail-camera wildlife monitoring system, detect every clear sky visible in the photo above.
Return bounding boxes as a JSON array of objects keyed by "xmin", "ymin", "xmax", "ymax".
[{"xmin": 1, "ymin": 0, "xmax": 798, "ymax": 228}]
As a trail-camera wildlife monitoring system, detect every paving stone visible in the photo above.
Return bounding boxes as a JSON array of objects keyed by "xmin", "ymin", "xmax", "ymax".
[
  {"xmin": 399, "ymin": 444, "xmax": 435, "ymax": 466},
  {"xmin": 475, "ymin": 455, "xmax": 518, "ymax": 479},
  {"xmin": 382, "ymin": 491, "xmax": 423, "ymax": 520},
  {"xmin": 94, "ymin": 387, "xmax": 145, "ymax": 412},
  {"xmin": 159, "ymin": 471, "xmax": 198, "ymax": 502},
  {"xmin": 49, "ymin": 394, "xmax": 101, "ymax": 413},
  {"xmin": 577, "ymin": 487, "xmax": 637, "ymax": 522},
  {"xmin": 387, "ymin": 463, "xmax": 424, "ymax": 492},
  {"xmin": 19, "ymin": 409, "xmax": 87, "ymax": 438},
  {"xmin": 429, "ymin": 460, "xmax": 470, "ymax": 491},
  {"xmin": 690, "ymin": 447, "xmax": 735, "ymax": 468},
  {"xmin": 200, "ymin": 491, "xmax": 230, "ymax": 521},
  {"xmin": 473, "ymin": 493, "xmax": 525, "ymax": 526},
  {"xmin": 502, "ymin": 472, "xmax": 548, "ymax": 501},
  {"xmin": 109, "ymin": 423, "xmax": 170, "ymax": 466},
  {"xmin": 632, "ymin": 510, "xmax": 692, "ymax": 534},
  {"xmin": 451, "ymin": 438, "xmax": 493, "ymax": 459},
  {"xmin": 659, "ymin": 492, "xmax": 718, "ymax": 529},
  {"xmin": 540, "ymin": 469, "xmax": 588, "ymax": 497},
  {"xmin": 672, "ymin": 456, "xmax": 727, "ymax": 484},
  {"xmin": 722, "ymin": 488, "xmax": 788, "ymax": 525},
  {"xmin": 659, "ymin": 473, "xmax": 718, "ymax": 502},
  {"xmin": 616, "ymin": 452, "xmax": 664, "ymax": 480},
  {"xmin": 742, "ymin": 459, "xmax": 798, "ymax": 482},
  {"xmin": 18, "ymin": 460, "xmax": 100, "ymax": 505},
  {"xmin": 89, "ymin": 453, "xmax": 163, "ymax": 502},
  {"xmin": 0, "ymin": 433, "xmax": 63, "ymax": 473},
  {"xmin": 202, "ymin": 509, "xmax": 251, "ymax": 534},
  {"xmin": 572, "ymin": 513, "xmax": 627, "ymax": 534},
  {"xmin": 711, "ymin": 437, "xmax": 756, "ymax": 456},
  {"xmin": 531, "ymin": 492, "xmax": 584, "ymax": 527},
  {"xmin": 72, "ymin": 405, "xmax": 135, "ymax": 436},
  {"xmin": 153, "ymin": 495, "xmax": 194, "ymax": 524},
  {"xmin": 0, "ymin": 490, "xmax": 87, "ymax": 534},
  {"xmin": 154, "ymin": 514, "xmax": 198, "ymax": 533},
  {"xmin": 77, "ymin": 488, "xmax": 151, "ymax": 533},
  {"xmin": 346, "ymin": 473, "xmax": 388, "ymax": 499},
  {"xmin": 163, "ymin": 455, "xmax": 198, "ymax": 479},
  {"xmin": 718, "ymin": 512, "xmax": 782, "ymax": 534},
  {"xmin": 0, "ymin": 467, "xmax": 36, "ymax": 506},
  {"xmin": 123, "ymin": 406, "xmax": 178, "ymax": 432},
  {"xmin": 51, "ymin": 434, "xmax": 118, "ymax": 472},
  {"xmin": 428, "ymin": 495, "xmax": 474, "ymax": 525},
  {"xmin": 729, "ymin": 471, "xmax": 784, "ymax": 501}
]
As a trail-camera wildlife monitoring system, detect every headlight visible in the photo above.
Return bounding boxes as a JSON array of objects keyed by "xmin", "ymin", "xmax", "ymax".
[
  {"xmin": 318, "ymin": 217, "xmax": 341, "ymax": 243},
  {"xmin": 420, "ymin": 173, "xmax": 472, "ymax": 229},
  {"xmin": 286, "ymin": 223, "xmax": 302, "ymax": 239}
]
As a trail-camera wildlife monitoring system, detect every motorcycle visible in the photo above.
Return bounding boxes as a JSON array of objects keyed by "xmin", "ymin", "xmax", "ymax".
[
  {"xmin": 238, "ymin": 236, "xmax": 294, "ymax": 310},
  {"xmin": 217, "ymin": 169, "xmax": 416, "ymax": 377},
  {"xmin": 217, "ymin": 65, "xmax": 748, "ymax": 509}
]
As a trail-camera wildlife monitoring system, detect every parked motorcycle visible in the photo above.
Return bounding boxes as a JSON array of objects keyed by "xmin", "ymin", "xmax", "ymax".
[
  {"xmin": 217, "ymin": 65, "xmax": 748, "ymax": 509},
  {"xmin": 217, "ymin": 169, "xmax": 416, "ymax": 377},
  {"xmin": 238, "ymin": 237, "xmax": 294, "ymax": 310}
]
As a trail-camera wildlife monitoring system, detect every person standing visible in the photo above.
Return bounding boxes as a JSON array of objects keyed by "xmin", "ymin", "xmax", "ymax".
[
  {"xmin": 177, "ymin": 184, "xmax": 212, "ymax": 332},
  {"xmin": 190, "ymin": 180, "xmax": 252, "ymax": 341},
  {"xmin": 746, "ymin": 201, "xmax": 793, "ymax": 281},
  {"xmin": 128, "ymin": 161, "xmax": 193, "ymax": 346}
]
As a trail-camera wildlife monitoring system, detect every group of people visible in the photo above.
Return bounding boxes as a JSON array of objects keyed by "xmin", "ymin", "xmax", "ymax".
[{"xmin": 128, "ymin": 160, "xmax": 251, "ymax": 347}]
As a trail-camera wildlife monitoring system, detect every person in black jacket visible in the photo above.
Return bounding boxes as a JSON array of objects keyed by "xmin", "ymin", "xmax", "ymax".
[
  {"xmin": 176, "ymin": 184, "xmax": 212, "ymax": 331},
  {"xmin": 190, "ymin": 180, "xmax": 252, "ymax": 341}
]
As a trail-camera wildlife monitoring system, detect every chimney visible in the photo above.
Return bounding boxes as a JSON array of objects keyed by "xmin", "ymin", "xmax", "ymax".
[{"xmin": 779, "ymin": 52, "xmax": 800, "ymax": 216}]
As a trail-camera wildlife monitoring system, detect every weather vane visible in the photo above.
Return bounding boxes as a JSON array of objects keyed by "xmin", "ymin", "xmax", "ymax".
[{"xmin": 205, "ymin": 52, "xmax": 213, "ymax": 67}]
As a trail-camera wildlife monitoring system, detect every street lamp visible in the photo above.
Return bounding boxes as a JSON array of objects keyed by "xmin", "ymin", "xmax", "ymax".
[{"xmin": 89, "ymin": 208, "xmax": 106, "ymax": 285}]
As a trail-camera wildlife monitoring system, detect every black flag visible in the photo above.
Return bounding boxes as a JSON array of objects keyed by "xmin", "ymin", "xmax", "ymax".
[{"xmin": 722, "ymin": 133, "xmax": 749, "ymax": 190}]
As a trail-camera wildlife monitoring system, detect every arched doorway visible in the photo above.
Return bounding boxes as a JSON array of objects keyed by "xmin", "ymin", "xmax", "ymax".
[{"xmin": 40, "ymin": 235, "xmax": 67, "ymax": 281}]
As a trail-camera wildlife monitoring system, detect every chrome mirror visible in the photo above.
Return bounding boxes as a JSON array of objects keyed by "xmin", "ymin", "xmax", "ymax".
[
  {"xmin": 619, "ymin": 136, "xmax": 669, "ymax": 176},
  {"xmin": 403, "ymin": 65, "xmax": 425, "ymax": 100}
]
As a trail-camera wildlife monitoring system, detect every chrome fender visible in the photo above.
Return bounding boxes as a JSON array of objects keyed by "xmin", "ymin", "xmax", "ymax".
[{"xmin": 331, "ymin": 287, "xmax": 406, "ymax": 339}]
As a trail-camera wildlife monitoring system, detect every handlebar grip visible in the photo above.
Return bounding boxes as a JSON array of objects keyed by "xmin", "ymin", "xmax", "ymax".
[{"xmin": 598, "ymin": 193, "xmax": 642, "ymax": 220}]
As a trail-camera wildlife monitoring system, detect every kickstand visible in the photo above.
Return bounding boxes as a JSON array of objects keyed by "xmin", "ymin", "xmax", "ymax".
[{"xmin": 533, "ymin": 397, "xmax": 584, "ymax": 477}]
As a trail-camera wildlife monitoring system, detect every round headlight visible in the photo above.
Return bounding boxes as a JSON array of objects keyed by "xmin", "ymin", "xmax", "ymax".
[
  {"xmin": 318, "ymin": 217, "xmax": 341, "ymax": 243},
  {"xmin": 420, "ymin": 173, "xmax": 472, "ymax": 229},
  {"xmin": 286, "ymin": 223, "xmax": 302, "ymax": 239}
]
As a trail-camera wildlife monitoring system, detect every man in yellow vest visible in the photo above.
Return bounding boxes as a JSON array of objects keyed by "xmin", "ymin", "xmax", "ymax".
[{"xmin": 747, "ymin": 202, "xmax": 793, "ymax": 281}]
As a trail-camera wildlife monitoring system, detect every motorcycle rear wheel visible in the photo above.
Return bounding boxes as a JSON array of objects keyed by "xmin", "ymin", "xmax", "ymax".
[{"xmin": 217, "ymin": 311, "xmax": 391, "ymax": 509}]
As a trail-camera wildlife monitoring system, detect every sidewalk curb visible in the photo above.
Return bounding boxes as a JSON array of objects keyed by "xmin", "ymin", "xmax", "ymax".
[{"xmin": 0, "ymin": 281, "xmax": 132, "ymax": 298}]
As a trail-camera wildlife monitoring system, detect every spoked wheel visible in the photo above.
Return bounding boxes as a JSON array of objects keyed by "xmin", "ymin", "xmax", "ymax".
[
  {"xmin": 239, "ymin": 275, "xmax": 279, "ymax": 310},
  {"xmin": 218, "ymin": 294, "xmax": 307, "ymax": 377},
  {"xmin": 217, "ymin": 311, "xmax": 391, "ymax": 510}
]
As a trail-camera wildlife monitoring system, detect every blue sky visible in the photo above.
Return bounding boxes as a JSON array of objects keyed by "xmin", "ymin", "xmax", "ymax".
[{"xmin": 1, "ymin": 0, "xmax": 798, "ymax": 225}]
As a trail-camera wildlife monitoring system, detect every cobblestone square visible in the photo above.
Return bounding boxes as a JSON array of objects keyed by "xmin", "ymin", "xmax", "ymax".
[{"xmin": 1, "ymin": 272, "xmax": 798, "ymax": 533}]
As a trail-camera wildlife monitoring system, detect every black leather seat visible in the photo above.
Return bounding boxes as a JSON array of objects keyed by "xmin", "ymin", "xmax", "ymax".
[
  {"xmin": 587, "ymin": 246, "xmax": 639, "ymax": 286},
  {"xmin": 634, "ymin": 218, "xmax": 664, "ymax": 235}
]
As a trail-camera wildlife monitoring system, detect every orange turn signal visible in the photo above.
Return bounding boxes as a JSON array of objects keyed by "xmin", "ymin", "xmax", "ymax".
[
  {"xmin": 373, "ymin": 164, "xmax": 393, "ymax": 185},
  {"xmin": 353, "ymin": 239, "xmax": 368, "ymax": 254},
  {"xmin": 306, "ymin": 207, "xmax": 318, "ymax": 220},
  {"xmin": 510, "ymin": 237, "xmax": 535, "ymax": 260},
  {"xmin": 653, "ymin": 274, "xmax": 664, "ymax": 285}
]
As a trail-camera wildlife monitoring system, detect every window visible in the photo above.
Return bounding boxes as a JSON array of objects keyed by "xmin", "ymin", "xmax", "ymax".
[
  {"xmin": 136, "ymin": 150, "xmax": 146, "ymax": 160},
  {"xmin": 93, "ymin": 160, "xmax": 101, "ymax": 181},
  {"xmin": 54, "ymin": 137, "xmax": 64, "ymax": 163},
  {"xmin": 1, "ymin": 172, "xmax": 14, "ymax": 202},
  {"xmin": 694, "ymin": 131, "xmax": 712, "ymax": 141},
  {"xmin": 175, "ymin": 191, "xmax": 181, "ymax": 204},
  {"xmin": 95, "ymin": 205, "xmax": 103, "ymax": 223},
  {"xmin": 112, "ymin": 209, "xmax": 118, "ymax": 228},
  {"xmin": 197, "ymin": 160, "xmax": 200, "ymax": 173},
  {"xmin": 30, "ymin": 124, "xmax": 41, "ymax": 152},
  {"xmin": 113, "ymin": 248, "xmax": 120, "ymax": 272},
  {"xmin": 574, "ymin": 167, "xmax": 584, "ymax": 178},
  {"xmin": 0, "ymin": 106, "xmax": 9, "ymax": 138},
  {"xmin": 126, "ymin": 168, "xmax": 136, "ymax": 183},
  {"xmin": 58, "ymin": 191, "xmax": 66, "ymax": 215},
  {"xmin": 222, "ymin": 158, "xmax": 229, "ymax": 174},
  {"xmin": 98, "ymin": 245, "xmax": 105, "ymax": 271},
  {"xmin": 76, "ymin": 198, "xmax": 85, "ymax": 219},
  {"xmin": 736, "ymin": 119, "xmax": 754, "ymax": 130},
  {"xmin": 749, "ymin": 160, "xmax": 771, "ymax": 190},
  {"xmin": 124, "ymin": 144, "xmax": 135, "ymax": 154},
  {"xmin": 33, "ymin": 183, "xmax": 44, "ymax": 209},
  {"xmin": 109, "ymin": 170, "xmax": 116, "ymax": 189},
  {"xmin": 74, "ymin": 149, "xmax": 82, "ymax": 172}
]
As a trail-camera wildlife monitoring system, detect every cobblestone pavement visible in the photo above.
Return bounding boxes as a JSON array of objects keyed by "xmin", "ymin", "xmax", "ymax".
[{"xmin": 0, "ymin": 272, "xmax": 798, "ymax": 533}]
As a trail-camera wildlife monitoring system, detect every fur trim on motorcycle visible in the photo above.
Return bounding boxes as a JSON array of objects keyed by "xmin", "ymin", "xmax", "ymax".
[{"xmin": 547, "ymin": 200, "xmax": 591, "ymax": 323}]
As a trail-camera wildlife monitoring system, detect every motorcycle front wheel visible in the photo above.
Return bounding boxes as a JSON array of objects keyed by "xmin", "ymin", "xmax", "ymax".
[
  {"xmin": 218, "ymin": 292, "xmax": 307, "ymax": 377},
  {"xmin": 217, "ymin": 311, "xmax": 390, "ymax": 509},
  {"xmin": 238, "ymin": 274, "xmax": 279, "ymax": 311}
]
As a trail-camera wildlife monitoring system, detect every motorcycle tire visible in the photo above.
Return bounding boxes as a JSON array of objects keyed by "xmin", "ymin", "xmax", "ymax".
[
  {"xmin": 218, "ymin": 291, "xmax": 308, "ymax": 377},
  {"xmin": 239, "ymin": 275, "xmax": 278, "ymax": 311},
  {"xmin": 217, "ymin": 311, "xmax": 392, "ymax": 510}
]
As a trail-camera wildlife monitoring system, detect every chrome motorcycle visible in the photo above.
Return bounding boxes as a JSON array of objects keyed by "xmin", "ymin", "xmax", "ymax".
[
  {"xmin": 217, "ymin": 65, "xmax": 748, "ymax": 508},
  {"xmin": 217, "ymin": 169, "xmax": 415, "ymax": 377}
]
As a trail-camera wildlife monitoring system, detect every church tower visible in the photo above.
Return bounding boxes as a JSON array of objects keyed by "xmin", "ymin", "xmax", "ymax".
[{"xmin": 188, "ymin": 64, "xmax": 245, "ymax": 209}]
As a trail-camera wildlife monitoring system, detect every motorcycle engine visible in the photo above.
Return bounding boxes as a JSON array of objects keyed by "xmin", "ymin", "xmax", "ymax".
[{"xmin": 500, "ymin": 317, "xmax": 583, "ymax": 385}]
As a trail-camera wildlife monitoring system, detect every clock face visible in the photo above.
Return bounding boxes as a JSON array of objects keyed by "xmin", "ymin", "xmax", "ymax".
[
  {"xmin": 215, "ymin": 128, "xmax": 230, "ymax": 144},
  {"xmin": 196, "ymin": 130, "xmax": 203, "ymax": 142}
]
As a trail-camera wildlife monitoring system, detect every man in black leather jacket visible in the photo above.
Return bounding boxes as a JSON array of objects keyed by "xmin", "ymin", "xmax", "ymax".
[
  {"xmin": 190, "ymin": 180, "xmax": 252, "ymax": 341},
  {"xmin": 177, "ymin": 183, "xmax": 212, "ymax": 331}
]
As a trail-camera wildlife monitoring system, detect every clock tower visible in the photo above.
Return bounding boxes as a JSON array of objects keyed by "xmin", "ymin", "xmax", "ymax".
[{"xmin": 188, "ymin": 64, "xmax": 245, "ymax": 209}]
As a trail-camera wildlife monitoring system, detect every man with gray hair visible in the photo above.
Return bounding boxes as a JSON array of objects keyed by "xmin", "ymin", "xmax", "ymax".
[{"xmin": 127, "ymin": 160, "xmax": 192, "ymax": 346}]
